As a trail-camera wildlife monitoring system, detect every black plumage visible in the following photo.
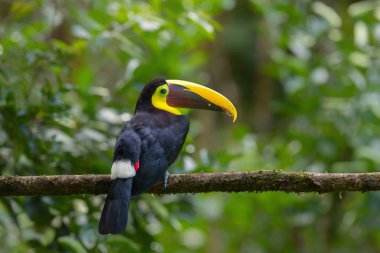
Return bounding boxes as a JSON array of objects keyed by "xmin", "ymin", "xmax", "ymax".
[
  {"xmin": 98, "ymin": 178, "xmax": 132, "ymax": 234},
  {"xmin": 99, "ymin": 79, "xmax": 189, "ymax": 234},
  {"xmin": 130, "ymin": 111, "xmax": 189, "ymax": 196},
  {"xmin": 99, "ymin": 77, "xmax": 237, "ymax": 235}
]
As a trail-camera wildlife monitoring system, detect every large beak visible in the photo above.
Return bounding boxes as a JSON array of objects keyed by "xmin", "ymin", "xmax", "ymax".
[{"xmin": 166, "ymin": 80, "xmax": 237, "ymax": 122}]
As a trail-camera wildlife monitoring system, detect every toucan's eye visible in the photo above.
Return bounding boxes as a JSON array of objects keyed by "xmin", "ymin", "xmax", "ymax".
[{"xmin": 160, "ymin": 88, "xmax": 167, "ymax": 95}]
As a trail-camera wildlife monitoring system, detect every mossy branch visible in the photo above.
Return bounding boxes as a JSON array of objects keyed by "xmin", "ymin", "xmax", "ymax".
[{"xmin": 1, "ymin": 171, "xmax": 380, "ymax": 196}]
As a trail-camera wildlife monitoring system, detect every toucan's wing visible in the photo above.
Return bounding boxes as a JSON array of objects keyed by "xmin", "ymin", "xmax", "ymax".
[
  {"xmin": 111, "ymin": 123, "xmax": 141, "ymax": 179},
  {"xmin": 113, "ymin": 123, "xmax": 141, "ymax": 163},
  {"xmin": 99, "ymin": 122, "xmax": 141, "ymax": 235}
]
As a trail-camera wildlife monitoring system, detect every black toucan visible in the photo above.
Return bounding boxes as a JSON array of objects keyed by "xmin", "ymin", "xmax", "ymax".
[{"xmin": 99, "ymin": 78, "xmax": 237, "ymax": 234}]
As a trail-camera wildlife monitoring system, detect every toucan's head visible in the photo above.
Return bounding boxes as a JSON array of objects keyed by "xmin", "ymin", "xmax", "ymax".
[{"xmin": 135, "ymin": 78, "xmax": 237, "ymax": 122}]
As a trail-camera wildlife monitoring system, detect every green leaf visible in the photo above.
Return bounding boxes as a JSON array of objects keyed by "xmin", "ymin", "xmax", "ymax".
[
  {"xmin": 106, "ymin": 235, "xmax": 141, "ymax": 252},
  {"xmin": 58, "ymin": 236, "xmax": 87, "ymax": 253}
]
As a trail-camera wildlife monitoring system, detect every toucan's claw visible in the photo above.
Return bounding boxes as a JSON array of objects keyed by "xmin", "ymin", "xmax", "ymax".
[{"xmin": 163, "ymin": 171, "xmax": 169, "ymax": 188}]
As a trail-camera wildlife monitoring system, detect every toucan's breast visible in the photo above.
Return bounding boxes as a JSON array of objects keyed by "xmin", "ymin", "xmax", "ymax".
[{"xmin": 130, "ymin": 111, "xmax": 189, "ymax": 197}]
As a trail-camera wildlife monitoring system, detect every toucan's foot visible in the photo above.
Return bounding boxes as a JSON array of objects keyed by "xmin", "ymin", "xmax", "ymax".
[{"xmin": 163, "ymin": 171, "xmax": 169, "ymax": 188}]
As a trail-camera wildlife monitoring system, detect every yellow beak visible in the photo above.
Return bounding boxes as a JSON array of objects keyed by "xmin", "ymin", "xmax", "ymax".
[{"xmin": 166, "ymin": 80, "xmax": 237, "ymax": 122}]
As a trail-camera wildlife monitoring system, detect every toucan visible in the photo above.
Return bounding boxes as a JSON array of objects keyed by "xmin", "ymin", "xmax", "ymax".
[{"xmin": 99, "ymin": 78, "xmax": 237, "ymax": 234}]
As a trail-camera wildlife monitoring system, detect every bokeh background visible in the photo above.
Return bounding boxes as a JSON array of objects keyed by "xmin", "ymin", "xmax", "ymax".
[{"xmin": 1, "ymin": 0, "xmax": 380, "ymax": 252}]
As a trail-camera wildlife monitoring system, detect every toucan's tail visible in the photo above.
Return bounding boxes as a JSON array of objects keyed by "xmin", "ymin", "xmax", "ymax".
[{"xmin": 99, "ymin": 178, "xmax": 132, "ymax": 234}]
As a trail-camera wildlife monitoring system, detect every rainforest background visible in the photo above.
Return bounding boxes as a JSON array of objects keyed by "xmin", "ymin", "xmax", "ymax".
[{"xmin": 1, "ymin": 0, "xmax": 380, "ymax": 252}]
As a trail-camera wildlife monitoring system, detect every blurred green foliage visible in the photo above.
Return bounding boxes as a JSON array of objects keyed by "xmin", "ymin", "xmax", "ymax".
[{"xmin": 1, "ymin": 0, "xmax": 380, "ymax": 252}]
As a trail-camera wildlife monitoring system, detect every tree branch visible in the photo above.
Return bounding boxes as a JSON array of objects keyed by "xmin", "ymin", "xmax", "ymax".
[{"xmin": 1, "ymin": 171, "xmax": 380, "ymax": 196}]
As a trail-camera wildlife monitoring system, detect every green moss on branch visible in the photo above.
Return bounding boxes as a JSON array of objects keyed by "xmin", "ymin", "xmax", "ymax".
[{"xmin": 1, "ymin": 171, "xmax": 380, "ymax": 196}]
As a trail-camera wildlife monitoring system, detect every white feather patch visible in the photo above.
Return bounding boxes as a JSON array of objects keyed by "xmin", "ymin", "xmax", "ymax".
[{"xmin": 111, "ymin": 160, "xmax": 136, "ymax": 179}]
